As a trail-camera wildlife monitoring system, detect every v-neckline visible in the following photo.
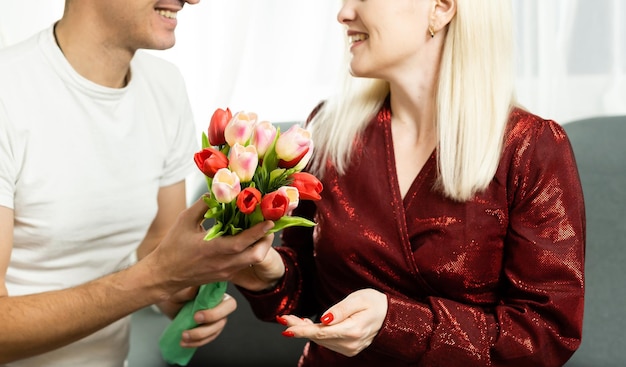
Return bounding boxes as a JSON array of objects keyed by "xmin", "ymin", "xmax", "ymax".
[{"xmin": 379, "ymin": 105, "xmax": 437, "ymax": 209}]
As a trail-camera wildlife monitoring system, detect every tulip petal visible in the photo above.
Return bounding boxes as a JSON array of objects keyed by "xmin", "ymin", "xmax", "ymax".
[
  {"xmin": 208, "ymin": 108, "xmax": 232, "ymax": 146},
  {"xmin": 260, "ymin": 190, "xmax": 290, "ymax": 221},
  {"xmin": 229, "ymin": 144, "xmax": 259, "ymax": 182},
  {"xmin": 211, "ymin": 168, "xmax": 241, "ymax": 203}
]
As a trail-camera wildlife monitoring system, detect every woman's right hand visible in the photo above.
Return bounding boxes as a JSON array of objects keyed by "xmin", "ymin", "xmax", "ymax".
[{"xmin": 230, "ymin": 246, "xmax": 286, "ymax": 291}]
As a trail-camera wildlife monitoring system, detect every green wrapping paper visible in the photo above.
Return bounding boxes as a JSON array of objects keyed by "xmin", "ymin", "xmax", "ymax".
[{"xmin": 159, "ymin": 281, "xmax": 227, "ymax": 366}]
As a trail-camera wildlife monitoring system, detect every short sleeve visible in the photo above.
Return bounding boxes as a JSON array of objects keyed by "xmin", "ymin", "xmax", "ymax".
[
  {"xmin": 158, "ymin": 77, "xmax": 199, "ymax": 188},
  {"xmin": 0, "ymin": 100, "xmax": 17, "ymax": 209}
]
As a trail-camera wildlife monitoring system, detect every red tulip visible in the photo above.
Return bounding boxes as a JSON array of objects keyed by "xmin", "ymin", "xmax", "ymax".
[
  {"xmin": 236, "ymin": 187, "xmax": 262, "ymax": 215},
  {"xmin": 260, "ymin": 190, "xmax": 290, "ymax": 221},
  {"xmin": 290, "ymin": 172, "xmax": 323, "ymax": 201},
  {"xmin": 194, "ymin": 147, "xmax": 229, "ymax": 178},
  {"xmin": 208, "ymin": 107, "xmax": 232, "ymax": 146}
]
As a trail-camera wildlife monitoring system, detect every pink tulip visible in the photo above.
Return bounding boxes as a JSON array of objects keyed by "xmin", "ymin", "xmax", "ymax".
[
  {"xmin": 251, "ymin": 121, "xmax": 277, "ymax": 158},
  {"xmin": 224, "ymin": 111, "xmax": 257, "ymax": 147},
  {"xmin": 277, "ymin": 186, "xmax": 300, "ymax": 212},
  {"xmin": 293, "ymin": 146, "xmax": 314, "ymax": 171},
  {"xmin": 211, "ymin": 168, "xmax": 241, "ymax": 203},
  {"xmin": 275, "ymin": 125, "xmax": 312, "ymax": 169},
  {"xmin": 229, "ymin": 143, "xmax": 258, "ymax": 183}
]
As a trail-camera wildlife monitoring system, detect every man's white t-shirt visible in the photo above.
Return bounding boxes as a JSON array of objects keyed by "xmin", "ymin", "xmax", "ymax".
[{"xmin": 0, "ymin": 25, "xmax": 198, "ymax": 366}]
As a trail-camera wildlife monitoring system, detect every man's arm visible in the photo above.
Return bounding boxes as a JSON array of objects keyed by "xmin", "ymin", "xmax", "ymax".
[
  {"xmin": 139, "ymin": 181, "xmax": 209, "ymax": 319},
  {"xmin": 137, "ymin": 181, "xmax": 188, "ymax": 262},
  {"xmin": 0, "ymin": 203, "xmax": 161, "ymax": 362},
  {"xmin": 0, "ymin": 185, "xmax": 275, "ymax": 363}
]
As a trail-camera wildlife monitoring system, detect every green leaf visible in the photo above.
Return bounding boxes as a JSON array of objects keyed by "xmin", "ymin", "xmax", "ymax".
[
  {"xmin": 261, "ymin": 134, "xmax": 280, "ymax": 172},
  {"xmin": 202, "ymin": 192, "xmax": 218, "ymax": 206},
  {"xmin": 248, "ymin": 206, "xmax": 264, "ymax": 227},
  {"xmin": 227, "ymin": 223, "xmax": 244, "ymax": 236},
  {"xmin": 269, "ymin": 168, "xmax": 286, "ymax": 183},
  {"xmin": 284, "ymin": 167, "xmax": 299, "ymax": 176},
  {"xmin": 202, "ymin": 196, "xmax": 222, "ymax": 220},
  {"xmin": 202, "ymin": 132, "xmax": 209, "ymax": 149},
  {"xmin": 204, "ymin": 206, "xmax": 223, "ymax": 219},
  {"xmin": 261, "ymin": 167, "xmax": 294, "ymax": 193},
  {"xmin": 204, "ymin": 222, "xmax": 224, "ymax": 241},
  {"xmin": 221, "ymin": 145, "xmax": 230, "ymax": 156},
  {"xmin": 269, "ymin": 216, "xmax": 317, "ymax": 233}
]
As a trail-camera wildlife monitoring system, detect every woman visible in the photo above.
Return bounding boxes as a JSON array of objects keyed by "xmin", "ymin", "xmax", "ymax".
[{"xmin": 233, "ymin": 0, "xmax": 585, "ymax": 366}]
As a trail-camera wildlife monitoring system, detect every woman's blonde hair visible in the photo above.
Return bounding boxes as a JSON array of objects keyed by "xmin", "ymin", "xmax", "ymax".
[{"xmin": 309, "ymin": 0, "xmax": 516, "ymax": 202}]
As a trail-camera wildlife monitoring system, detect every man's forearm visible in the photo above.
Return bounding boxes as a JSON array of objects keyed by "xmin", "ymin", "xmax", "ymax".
[{"xmin": 0, "ymin": 260, "xmax": 164, "ymax": 363}]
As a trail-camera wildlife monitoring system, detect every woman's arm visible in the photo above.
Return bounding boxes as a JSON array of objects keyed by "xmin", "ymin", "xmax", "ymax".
[{"xmin": 236, "ymin": 199, "xmax": 320, "ymax": 320}]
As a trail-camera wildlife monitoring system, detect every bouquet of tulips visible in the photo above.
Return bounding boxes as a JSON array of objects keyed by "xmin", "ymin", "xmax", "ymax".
[
  {"xmin": 195, "ymin": 107, "xmax": 322, "ymax": 239},
  {"xmin": 159, "ymin": 108, "xmax": 323, "ymax": 366}
]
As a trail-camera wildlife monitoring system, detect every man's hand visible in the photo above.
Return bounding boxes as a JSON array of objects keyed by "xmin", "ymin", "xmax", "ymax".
[
  {"xmin": 144, "ymin": 197, "xmax": 276, "ymax": 298},
  {"xmin": 179, "ymin": 293, "xmax": 237, "ymax": 348}
]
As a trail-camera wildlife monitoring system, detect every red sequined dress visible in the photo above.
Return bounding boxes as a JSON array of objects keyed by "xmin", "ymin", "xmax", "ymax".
[{"xmin": 241, "ymin": 102, "xmax": 585, "ymax": 367}]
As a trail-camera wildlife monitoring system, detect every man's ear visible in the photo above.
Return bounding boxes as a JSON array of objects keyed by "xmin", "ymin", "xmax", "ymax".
[{"xmin": 430, "ymin": 0, "xmax": 457, "ymax": 34}]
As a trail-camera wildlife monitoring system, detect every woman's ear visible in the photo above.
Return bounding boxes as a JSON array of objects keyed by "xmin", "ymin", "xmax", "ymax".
[{"xmin": 430, "ymin": 0, "xmax": 457, "ymax": 34}]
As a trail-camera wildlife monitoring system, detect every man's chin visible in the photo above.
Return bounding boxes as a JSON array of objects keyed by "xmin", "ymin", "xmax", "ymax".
[{"xmin": 145, "ymin": 36, "xmax": 177, "ymax": 51}]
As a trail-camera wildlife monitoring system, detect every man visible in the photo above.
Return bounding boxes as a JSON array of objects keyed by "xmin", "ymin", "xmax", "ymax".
[{"xmin": 0, "ymin": 0, "xmax": 275, "ymax": 365}]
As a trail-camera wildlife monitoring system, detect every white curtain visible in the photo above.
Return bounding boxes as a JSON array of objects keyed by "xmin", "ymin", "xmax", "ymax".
[
  {"xmin": 0, "ymin": 0, "xmax": 624, "ymax": 127},
  {"xmin": 162, "ymin": 0, "xmax": 345, "ymax": 128},
  {"xmin": 513, "ymin": 0, "xmax": 626, "ymax": 123}
]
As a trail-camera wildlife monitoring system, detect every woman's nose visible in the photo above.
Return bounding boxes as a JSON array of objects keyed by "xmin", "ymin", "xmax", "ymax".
[{"xmin": 337, "ymin": 2, "xmax": 356, "ymax": 25}]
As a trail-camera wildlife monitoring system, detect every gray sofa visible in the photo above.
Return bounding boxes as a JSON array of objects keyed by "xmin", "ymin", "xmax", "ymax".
[
  {"xmin": 128, "ymin": 116, "xmax": 626, "ymax": 366},
  {"xmin": 562, "ymin": 115, "xmax": 626, "ymax": 367}
]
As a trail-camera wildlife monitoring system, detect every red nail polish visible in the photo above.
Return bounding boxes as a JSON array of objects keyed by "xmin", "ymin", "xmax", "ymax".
[
  {"xmin": 276, "ymin": 315, "xmax": 288, "ymax": 326},
  {"xmin": 321, "ymin": 313, "xmax": 334, "ymax": 325},
  {"xmin": 281, "ymin": 330, "xmax": 295, "ymax": 338}
]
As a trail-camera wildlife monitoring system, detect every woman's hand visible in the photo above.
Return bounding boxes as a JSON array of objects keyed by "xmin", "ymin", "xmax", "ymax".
[
  {"xmin": 230, "ymin": 246, "xmax": 286, "ymax": 292},
  {"xmin": 277, "ymin": 288, "xmax": 388, "ymax": 357}
]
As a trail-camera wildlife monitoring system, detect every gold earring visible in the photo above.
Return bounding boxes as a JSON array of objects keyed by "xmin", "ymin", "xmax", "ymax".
[{"xmin": 429, "ymin": 26, "xmax": 435, "ymax": 38}]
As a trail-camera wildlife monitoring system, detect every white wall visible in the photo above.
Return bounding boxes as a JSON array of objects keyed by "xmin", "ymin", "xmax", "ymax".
[{"xmin": 2, "ymin": 0, "xmax": 64, "ymax": 47}]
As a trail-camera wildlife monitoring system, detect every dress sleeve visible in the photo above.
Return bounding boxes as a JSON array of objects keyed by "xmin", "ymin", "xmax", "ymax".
[
  {"xmin": 238, "ymin": 199, "xmax": 320, "ymax": 321},
  {"xmin": 371, "ymin": 119, "xmax": 585, "ymax": 367}
]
